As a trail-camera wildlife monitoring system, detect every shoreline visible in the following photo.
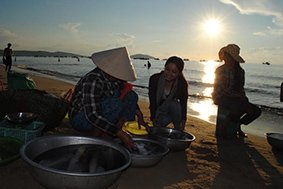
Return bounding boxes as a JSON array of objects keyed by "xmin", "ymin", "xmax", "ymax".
[
  {"xmin": 5, "ymin": 65, "xmax": 283, "ymax": 138},
  {"xmin": 1, "ymin": 64, "xmax": 283, "ymax": 188},
  {"xmin": 13, "ymin": 65, "xmax": 283, "ymax": 112}
]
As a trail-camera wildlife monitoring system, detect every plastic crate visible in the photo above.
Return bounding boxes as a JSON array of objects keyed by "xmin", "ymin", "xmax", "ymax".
[{"xmin": 0, "ymin": 120, "xmax": 45, "ymax": 143}]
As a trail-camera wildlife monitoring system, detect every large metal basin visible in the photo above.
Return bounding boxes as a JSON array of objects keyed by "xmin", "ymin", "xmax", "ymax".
[
  {"xmin": 131, "ymin": 138, "xmax": 169, "ymax": 167},
  {"xmin": 118, "ymin": 137, "xmax": 169, "ymax": 167},
  {"xmin": 266, "ymin": 133, "xmax": 283, "ymax": 151},
  {"xmin": 149, "ymin": 127, "xmax": 195, "ymax": 151},
  {"xmin": 20, "ymin": 135, "xmax": 131, "ymax": 189}
]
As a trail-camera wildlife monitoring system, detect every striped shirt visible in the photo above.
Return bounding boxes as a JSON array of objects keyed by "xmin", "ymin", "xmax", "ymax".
[{"xmin": 69, "ymin": 68, "xmax": 123, "ymax": 135}]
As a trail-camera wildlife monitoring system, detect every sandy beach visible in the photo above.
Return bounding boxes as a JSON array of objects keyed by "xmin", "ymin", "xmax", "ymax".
[{"xmin": 0, "ymin": 64, "xmax": 283, "ymax": 189}]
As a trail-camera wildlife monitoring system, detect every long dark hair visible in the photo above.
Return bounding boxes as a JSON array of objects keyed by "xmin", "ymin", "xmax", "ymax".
[{"xmin": 165, "ymin": 56, "xmax": 187, "ymax": 83}]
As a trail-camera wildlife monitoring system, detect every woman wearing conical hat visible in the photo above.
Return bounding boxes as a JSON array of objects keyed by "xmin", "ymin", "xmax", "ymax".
[
  {"xmin": 212, "ymin": 44, "xmax": 261, "ymax": 137},
  {"xmin": 69, "ymin": 47, "xmax": 147, "ymax": 149}
]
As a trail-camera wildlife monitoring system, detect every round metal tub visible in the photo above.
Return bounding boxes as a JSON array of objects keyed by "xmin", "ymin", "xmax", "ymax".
[
  {"xmin": 129, "ymin": 137, "xmax": 169, "ymax": 167},
  {"xmin": 20, "ymin": 135, "xmax": 131, "ymax": 189},
  {"xmin": 266, "ymin": 133, "xmax": 283, "ymax": 151},
  {"xmin": 149, "ymin": 127, "xmax": 196, "ymax": 151}
]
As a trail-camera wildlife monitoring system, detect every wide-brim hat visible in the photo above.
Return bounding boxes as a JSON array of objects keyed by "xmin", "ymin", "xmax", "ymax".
[
  {"xmin": 91, "ymin": 47, "xmax": 137, "ymax": 81},
  {"xmin": 218, "ymin": 44, "xmax": 245, "ymax": 63}
]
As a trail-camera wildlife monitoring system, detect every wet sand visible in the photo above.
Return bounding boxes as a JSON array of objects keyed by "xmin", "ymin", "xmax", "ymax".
[{"xmin": 0, "ymin": 65, "xmax": 283, "ymax": 189}]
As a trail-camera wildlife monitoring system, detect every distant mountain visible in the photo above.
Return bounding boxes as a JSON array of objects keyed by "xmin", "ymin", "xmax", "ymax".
[
  {"xmin": 0, "ymin": 50, "xmax": 158, "ymax": 60},
  {"xmin": 0, "ymin": 50, "xmax": 85, "ymax": 57},
  {"xmin": 130, "ymin": 54, "xmax": 157, "ymax": 60}
]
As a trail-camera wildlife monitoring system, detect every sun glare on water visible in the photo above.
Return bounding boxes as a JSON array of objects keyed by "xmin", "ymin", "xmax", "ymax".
[{"xmin": 202, "ymin": 18, "xmax": 221, "ymax": 37}]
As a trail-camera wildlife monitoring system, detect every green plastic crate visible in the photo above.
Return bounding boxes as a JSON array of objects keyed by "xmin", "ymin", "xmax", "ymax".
[{"xmin": 0, "ymin": 120, "xmax": 45, "ymax": 143}]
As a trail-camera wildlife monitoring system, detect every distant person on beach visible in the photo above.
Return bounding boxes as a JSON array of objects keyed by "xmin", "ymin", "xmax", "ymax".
[
  {"xmin": 2, "ymin": 43, "xmax": 13, "ymax": 72},
  {"xmin": 147, "ymin": 61, "xmax": 151, "ymax": 69},
  {"xmin": 212, "ymin": 44, "xmax": 261, "ymax": 137},
  {"xmin": 148, "ymin": 56, "xmax": 188, "ymax": 130},
  {"xmin": 69, "ymin": 47, "xmax": 147, "ymax": 149},
  {"xmin": 281, "ymin": 82, "xmax": 283, "ymax": 102}
]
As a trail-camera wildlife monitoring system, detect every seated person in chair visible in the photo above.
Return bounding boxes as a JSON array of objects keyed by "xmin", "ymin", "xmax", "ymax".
[{"xmin": 212, "ymin": 44, "xmax": 261, "ymax": 137}]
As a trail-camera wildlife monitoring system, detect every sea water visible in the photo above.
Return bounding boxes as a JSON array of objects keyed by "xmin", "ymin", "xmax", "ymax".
[{"xmin": 13, "ymin": 56, "xmax": 283, "ymax": 136}]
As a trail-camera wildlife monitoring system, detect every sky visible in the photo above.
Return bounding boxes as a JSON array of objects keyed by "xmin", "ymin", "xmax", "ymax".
[{"xmin": 1, "ymin": 0, "xmax": 283, "ymax": 64}]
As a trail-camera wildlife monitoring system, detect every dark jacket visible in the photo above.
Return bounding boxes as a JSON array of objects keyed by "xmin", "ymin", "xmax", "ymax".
[{"xmin": 148, "ymin": 71, "xmax": 188, "ymax": 121}]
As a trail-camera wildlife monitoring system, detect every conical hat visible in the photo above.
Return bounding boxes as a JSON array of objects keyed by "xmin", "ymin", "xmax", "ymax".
[{"xmin": 91, "ymin": 47, "xmax": 137, "ymax": 81}]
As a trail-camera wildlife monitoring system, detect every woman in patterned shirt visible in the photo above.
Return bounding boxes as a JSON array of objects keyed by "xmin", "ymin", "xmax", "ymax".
[
  {"xmin": 69, "ymin": 47, "xmax": 147, "ymax": 149},
  {"xmin": 212, "ymin": 44, "xmax": 261, "ymax": 137}
]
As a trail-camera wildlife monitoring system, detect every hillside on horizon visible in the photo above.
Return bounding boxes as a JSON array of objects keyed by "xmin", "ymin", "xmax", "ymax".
[
  {"xmin": 130, "ymin": 53, "xmax": 158, "ymax": 60},
  {"xmin": 0, "ymin": 50, "xmax": 86, "ymax": 58},
  {"xmin": 0, "ymin": 50, "xmax": 157, "ymax": 60}
]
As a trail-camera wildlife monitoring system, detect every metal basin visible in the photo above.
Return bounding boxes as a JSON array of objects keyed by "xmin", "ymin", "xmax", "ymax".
[
  {"xmin": 266, "ymin": 133, "xmax": 283, "ymax": 151},
  {"xmin": 20, "ymin": 136, "xmax": 131, "ymax": 189},
  {"xmin": 119, "ymin": 137, "xmax": 169, "ymax": 167},
  {"xmin": 149, "ymin": 127, "xmax": 196, "ymax": 151}
]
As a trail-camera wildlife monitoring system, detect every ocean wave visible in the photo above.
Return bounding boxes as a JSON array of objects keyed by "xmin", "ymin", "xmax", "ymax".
[
  {"xmin": 245, "ymin": 87, "xmax": 279, "ymax": 96},
  {"xmin": 249, "ymin": 74, "xmax": 283, "ymax": 81},
  {"xmin": 25, "ymin": 67, "xmax": 81, "ymax": 81},
  {"xmin": 246, "ymin": 82, "xmax": 281, "ymax": 89},
  {"xmin": 188, "ymin": 80, "xmax": 213, "ymax": 87},
  {"xmin": 37, "ymin": 63, "xmax": 81, "ymax": 66},
  {"xmin": 187, "ymin": 69, "xmax": 204, "ymax": 74}
]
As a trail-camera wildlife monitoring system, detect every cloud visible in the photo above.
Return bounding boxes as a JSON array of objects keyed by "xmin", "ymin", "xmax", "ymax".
[
  {"xmin": 60, "ymin": 22, "xmax": 81, "ymax": 34},
  {"xmin": 109, "ymin": 33, "xmax": 136, "ymax": 47},
  {"xmin": 0, "ymin": 27, "xmax": 17, "ymax": 42},
  {"xmin": 219, "ymin": 0, "xmax": 283, "ymax": 36},
  {"xmin": 253, "ymin": 31, "xmax": 266, "ymax": 36},
  {"xmin": 59, "ymin": 22, "xmax": 86, "ymax": 46},
  {"xmin": 152, "ymin": 40, "xmax": 162, "ymax": 43}
]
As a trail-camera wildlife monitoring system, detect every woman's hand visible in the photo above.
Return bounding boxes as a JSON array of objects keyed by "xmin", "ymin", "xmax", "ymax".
[
  {"xmin": 136, "ymin": 110, "xmax": 148, "ymax": 129},
  {"xmin": 116, "ymin": 130, "xmax": 134, "ymax": 150},
  {"xmin": 116, "ymin": 117, "xmax": 127, "ymax": 129}
]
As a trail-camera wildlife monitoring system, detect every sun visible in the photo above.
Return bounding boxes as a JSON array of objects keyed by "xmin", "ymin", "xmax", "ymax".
[{"xmin": 202, "ymin": 18, "xmax": 221, "ymax": 37}]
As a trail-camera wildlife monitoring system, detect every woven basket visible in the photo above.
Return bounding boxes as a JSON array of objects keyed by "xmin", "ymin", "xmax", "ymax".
[{"xmin": 0, "ymin": 89, "xmax": 69, "ymax": 131}]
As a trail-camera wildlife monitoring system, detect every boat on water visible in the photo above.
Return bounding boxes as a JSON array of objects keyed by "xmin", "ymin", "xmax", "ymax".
[{"xmin": 262, "ymin": 62, "xmax": 271, "ymax": 65}]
